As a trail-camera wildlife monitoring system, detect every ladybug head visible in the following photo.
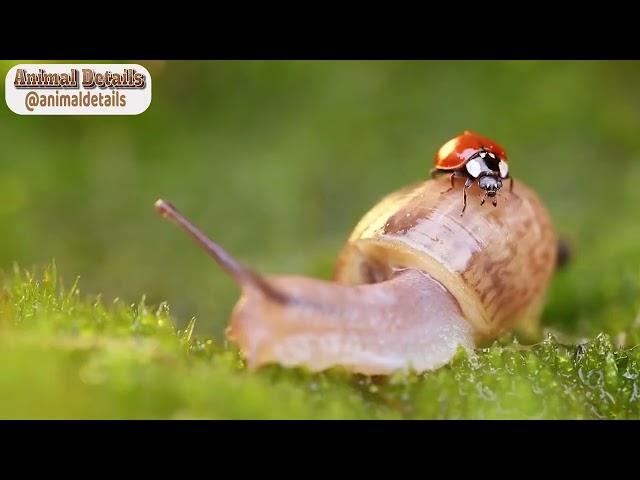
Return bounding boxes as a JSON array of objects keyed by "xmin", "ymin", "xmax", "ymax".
[{"xmin": 478, "ymin": 175, "xmax": 502, "ymax": 197}]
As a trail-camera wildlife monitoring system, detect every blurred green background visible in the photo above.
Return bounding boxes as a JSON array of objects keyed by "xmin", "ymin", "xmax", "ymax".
[{"xmin": 2, "ymin": 60, "xmax": 640, "ymax": 340}]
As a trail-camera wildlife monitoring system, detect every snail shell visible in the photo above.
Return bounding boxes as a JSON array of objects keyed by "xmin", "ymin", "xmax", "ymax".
[
  {"xmin": 155, "ymin": 174, "xmax": 557, "ymax": 375},
  {"xmin": 335, "ymin": 175, "xmax": 558, "ymax": 344}
]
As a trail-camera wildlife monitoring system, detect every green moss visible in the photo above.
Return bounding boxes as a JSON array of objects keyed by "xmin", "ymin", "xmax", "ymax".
[{"xmin": 1, "ymin": 264, "xmax": 639, "ymax": 419}]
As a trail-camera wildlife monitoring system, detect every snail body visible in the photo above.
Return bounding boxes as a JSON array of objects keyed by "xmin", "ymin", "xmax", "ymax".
[{"xmin": 155, "ymin": 133, "xmax": 558, "ymax": 375}]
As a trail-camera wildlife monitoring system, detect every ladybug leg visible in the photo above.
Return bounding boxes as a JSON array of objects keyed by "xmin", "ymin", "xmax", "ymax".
[
  {"xmin": 509, "ymin": 177, "xmax": 514, "ymax": 193},
  {"xmin": 441, "ymin": 172, "xmax": 457, "ymax": 194},
  {"xmin": 460, "ymin": 178, "xmax": 473, "ymax": 216},
  {"xmin": 480, "ymin": 192, "xmax": 487, "ymax": 206}
]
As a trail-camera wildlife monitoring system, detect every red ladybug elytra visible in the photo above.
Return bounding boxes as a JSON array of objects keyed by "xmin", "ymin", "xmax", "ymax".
[{"xmin": 431, "ymin": 131, "xmax": 513, "ymax": 215}]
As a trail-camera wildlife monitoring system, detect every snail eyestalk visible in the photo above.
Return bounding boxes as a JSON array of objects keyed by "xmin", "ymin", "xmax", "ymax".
[{"xmin": 154, "ymin": 199, "xmax": 289, "ymax": 303}]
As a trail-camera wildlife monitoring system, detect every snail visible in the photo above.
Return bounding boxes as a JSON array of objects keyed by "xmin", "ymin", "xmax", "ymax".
[{"xmin": 155, "ymin": 132, "xmax": 559, "ymax": 375}]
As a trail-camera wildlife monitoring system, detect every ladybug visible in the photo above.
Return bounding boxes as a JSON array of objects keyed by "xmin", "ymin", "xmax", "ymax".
[{"xmin": 431, "ymin": 130, "xmax": 513, "ymax": 215}]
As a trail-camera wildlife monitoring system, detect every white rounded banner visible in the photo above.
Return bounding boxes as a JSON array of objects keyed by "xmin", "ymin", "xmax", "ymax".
[{"xmin": 5, "ymin": 64, "xmax": 152, "ymax": 115}]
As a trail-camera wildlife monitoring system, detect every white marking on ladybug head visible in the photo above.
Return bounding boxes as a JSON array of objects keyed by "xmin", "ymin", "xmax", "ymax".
[
  {"xmin": 499, "ymin": 160, "xmax": 509, "ymax": 178},
  {"xmin": 466, "ymin": 158, "xmax": 482, "ymax": 178},
  {"xmin": 479, "ymin": 151, "xmax": 487, "ymax": 159},
  {"xmin": 487, "ymin": 152, "xmax": 496, "ymax": 160}
]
